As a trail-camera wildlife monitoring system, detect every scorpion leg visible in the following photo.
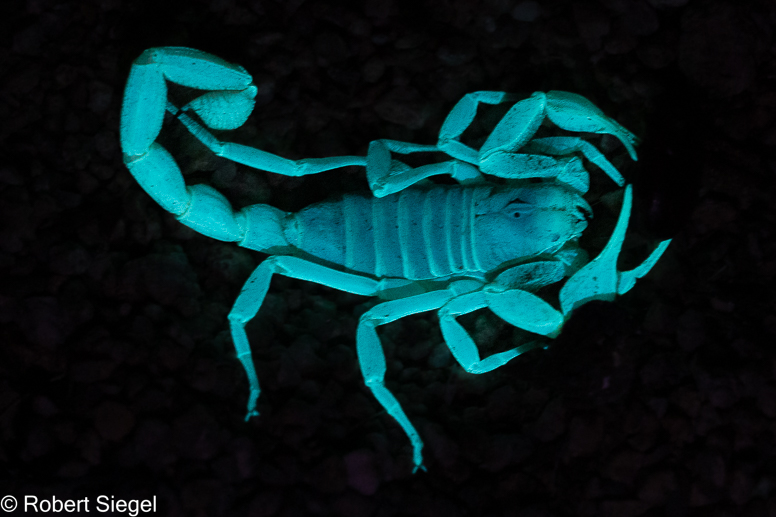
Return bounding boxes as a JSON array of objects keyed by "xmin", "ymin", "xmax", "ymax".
[
  {"xmin": 438, "ymin": 290, "xmax": 549, "ymax": 375},
  {"xmin": 366, "ymin": 139, "xmax": 483, "ymax": 197},
  {"xmin": 559, "ymin": 185, "xmax": 671, "ymax": 315},
  {"xmin": 477, "ymin": 91, "xmax": 639, "ymax": 166},
  {"xmin": 371, "ymin": 91, "xmax": 539, "ymax": 194},
  {"xmin": 438, "ymin": 261, "xmax": 572, "ymax": 375},
  {"xmin": 544, "ymin": 90, "xmax": 640, "ymax": 161},
  {"xmin": 478, "ymin": 92, "xmax": 548, "ymax": 161},
  {"xmin": 479, "ymin": 151, "xmax": 591, "ymax": 193},
  {"xmin": 482, "ymin": 133, "xmax": 628, "ymax": 194},
  {"xmin": 437, "ymin": 91, "xmax": 522, "ymax": 164},
  {"xmin": 357, "ymin": 289, "xmax": 458, "ymax": 473},
  {"xmin": 229, "ymin": 256, "xmax": 381, "ymax": 420},
  {"xmin": 523, "ymin": 136, "xmax": 625, "ymax": 189}
]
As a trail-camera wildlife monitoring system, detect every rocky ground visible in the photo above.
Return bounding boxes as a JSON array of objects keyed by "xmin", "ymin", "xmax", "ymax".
[{"xmin": 1, "ymin": 0, "xmax": 775, "ymax": 515}]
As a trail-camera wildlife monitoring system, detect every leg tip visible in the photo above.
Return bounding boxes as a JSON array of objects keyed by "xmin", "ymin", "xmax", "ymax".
[
  {"xmin": 412, "ymin": 447, "xmax": 426, "ymax": 474},
  {"xmin": 245, "ymin": 390, "xmax": 261, "ymax": 421},
  {"xmin": 412, "ymin": 462, "xmax": 427, "ymax": 474}
]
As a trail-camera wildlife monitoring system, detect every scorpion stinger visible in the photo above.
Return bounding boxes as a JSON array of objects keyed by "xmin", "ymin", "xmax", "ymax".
[{"xmin": 121, "ymin": 47, "xmax": 671, "ymax": 474}]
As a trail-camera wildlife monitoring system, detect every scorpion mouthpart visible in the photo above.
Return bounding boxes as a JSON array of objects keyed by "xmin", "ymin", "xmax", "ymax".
[{"xmin": 577, "ymin": 197, "xmax": 593, "ymax": 219}]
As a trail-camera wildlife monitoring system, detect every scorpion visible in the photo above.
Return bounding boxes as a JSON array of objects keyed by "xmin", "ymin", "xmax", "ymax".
[{"xmin": 120, "ymin": 47, "xmax": 671, "ymax": 472}]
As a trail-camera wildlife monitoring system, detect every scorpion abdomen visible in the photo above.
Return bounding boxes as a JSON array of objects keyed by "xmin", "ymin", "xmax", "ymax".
[{"xmin": 291, "ymin": 185, "xmax": 487, "ymax": 281}]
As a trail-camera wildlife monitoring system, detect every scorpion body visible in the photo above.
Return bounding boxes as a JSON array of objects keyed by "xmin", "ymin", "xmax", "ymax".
[
  {"xmin": 288, "ymin": 183, "xmax": 590, "ymax": 281},
  {"xmin": 120, "ymin": 47, "xmax": 671, "ymax": 472}
]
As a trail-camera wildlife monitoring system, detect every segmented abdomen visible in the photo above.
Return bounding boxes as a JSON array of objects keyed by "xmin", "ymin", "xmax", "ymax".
[{"xmin": 290, "ymin": 186, "xmax": 484, "ymax": 280}]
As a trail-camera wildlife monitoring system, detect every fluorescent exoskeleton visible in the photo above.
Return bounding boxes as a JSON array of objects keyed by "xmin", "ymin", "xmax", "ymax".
[{"xmin": 120, "ymin": 47, "xmax": 671, "ymax": 473}]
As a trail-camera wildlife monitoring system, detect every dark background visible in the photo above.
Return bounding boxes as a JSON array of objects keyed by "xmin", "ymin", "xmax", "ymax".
[{"xmin": 1, "ymin": 0, "xmax": 775, "ymax": 515}]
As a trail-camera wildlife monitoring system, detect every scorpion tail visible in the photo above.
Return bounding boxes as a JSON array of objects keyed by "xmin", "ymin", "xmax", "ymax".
[
  {"xmin": 121, "ymin": 48, "xmax": 289, "ymax": 253},
  {"xmin": 124, "ymin": 133, "xmax": 289, "ymax": 252}
]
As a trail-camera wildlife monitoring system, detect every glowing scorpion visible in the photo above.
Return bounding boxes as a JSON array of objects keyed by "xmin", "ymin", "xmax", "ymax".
[{"xmin": 120, "ymin": 47, "xmax": 671, "ymax": 472}]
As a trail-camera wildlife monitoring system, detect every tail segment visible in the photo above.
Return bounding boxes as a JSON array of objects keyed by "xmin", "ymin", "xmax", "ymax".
[{"xmin": 120, "ymin": 47, "xmax": 288, "ymax": 253}]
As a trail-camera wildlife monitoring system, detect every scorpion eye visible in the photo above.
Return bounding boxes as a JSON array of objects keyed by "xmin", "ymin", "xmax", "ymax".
[{"xmin": 513, "ymin": 212, "xmax": 521, "ymax": 218}]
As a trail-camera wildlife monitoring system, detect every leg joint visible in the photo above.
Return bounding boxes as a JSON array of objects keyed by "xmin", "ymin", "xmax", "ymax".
[
  {"xmin": 358, "ymin": 312, "xmax": 378, "ymax": 327},
  {"xmin": 364, "ymin": 378, "xmax": 383, "ymax": 388},
  {"xmin": 463, "ymin": 362, "xmax": 484, "ymax": 374}
]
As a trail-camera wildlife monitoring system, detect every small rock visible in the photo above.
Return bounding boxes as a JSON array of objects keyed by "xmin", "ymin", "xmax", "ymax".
[
  {"xmin": 88, "ymin": 81, "xmax": 113, "ymax": 113},
  {"xmin": 604, "ymin": 447, "xmax": 644, "ymax": 485},
  {"xmin": 605, "ymin": 28, "xmax": 638, "ymax": 55},
  {"xmin": 620, "ymin": 0, "xmax": 659, "ymax": 36},
  {"xmin": 533, "ymin": 397, "xmax": 566, "ymax": 442},
  {"xmin": 53, "ymin": 419, "xmax": 77, "ymax": 445},
  {"xmin": 640, "ymin": 353, "xmax": 683, "ymax": 391},
  {"xmin": 676, "ymin": 310, "xmax": 707, "ymax": 351},
  {"xmin": 25, "ymin": 426, "xmax": 52, "ymax": 458},
  {"xmin": 729, "ymin": 468, "xmax": 755, "ymax": 505},
  {"xmin": 710, "ymin": 297, "xmax": 734, "ymax": 312},
  {"xmin": 670, "ymin": 387, "xmax": 701, "ymax": 418},
  {"xmin": 344, "ymin": 449, "xmax": 380, "ymax": 496},
  {"xmin": 0, "ymin": 166, "xmax": 23, "ymax": 185},
  {"xmin": 56, "ymin": 461, "xmax": 90, "ymax": 478},
  {"xmin": 573, "ymin": 3, "xmax": 610, "ymax": 51},
  {"xmin": 647, "ymin": 397, "xmax": 668, "ymax": 418},
  {"xmin": 246, "ymin": 490, "xmax": 283, "ymax": 517},
  {"xmin": 478, "ymin": 433, "xmax": 526, "ymax": 472},
  {"xmin": 600, "ymin": 499, "xmax": 649, "ymax": 517},
  {"xmin": 13, "ymin": 22, "xmax": 46, "ymax": 55},
  {"xmin": 567, "ymin": 415, "xmax": 604, "ymax": 458},
  {"xmin": 93, "ymin": 400, "xmax": 135, "ymax": 441},
  {"xmin": 663, "ymin": 414, "xmax": 694, "ymax": 445},
  {"xmin": 706, "ymin": 377, "xmax": 739, "ymax": 409},
  {"xmin": 692, "ymin": 451, "xmax": 727, "ymax": 488},
  {"xmin": 693, "ymin": 403, "xmax": 722, "ymax": 437},
  {"xmin": 256, "ymin": 455, "xmax": 299, "ymax": 487},
  {"xmin": 486, "ymin": 385, "xmax": 518, "ymax": 421},
  {"xmin": 498, "ymin": 472, "xmax": 542, "ymax": 499},
  {"xmin": 18, "ymin": 296, "xmax": 74, "ymax": 348},
  {"xmin": 427, "ymin": 341, "xmax": 452, "ymax": 369},
  {"xmin": 637, "ymin": 43, "xmax": 675, "ymax": 69},
  {"xmin": 314, "ymin": 31, "xmax": 349, "ymax": 63},
  {"xmin": 49, "ymin": 242, "xmax": 91, "ymax": 275},
  {"xmin": 362, "ymin": 57, "xmax": 385, "ymax": 83},
  {"xmin": 374, "ymin": 88, "xmax": 429, "ymax": 129},
  {"xmin": 172, "ymin": 405, "xmax": 226, "ymax": 460},
  {"xmin": 679, "ymin": 3, "xmax": 758, "ymax": 97},
  {"xmin": 642, "ymin": 302, "xmax": 677, "ymax": 334},
  {"xmin": 689, "ymin": 482, "xmax": 713, "ymax": 506},
  {"xmin": 436, "ymin": 39, "xmax": 476, "ymax": 66},
  {"xmin": 647, "ymin": 0, "xmax": 689, "ymax": 8},
  {"xmin": 32, "ymin": 395, "xmax": 59, "ymax": 417},
  {"xmin": 625, "ymin": 404, "xmax": 659, "ymax": 452},
  {"xmin": 305, "ymin": 455, "xmax": 347, "ymax": 494},
  {"xmin": 511, "ymin": 1, "xmax": 541, "ymax": 22},
  {"xmin": 638, "ymin": 469, "xmax": 678, "ymax": 505},
  {"xmin": 757, "ymin": 385, "xmax": 776, "ymax": 418},
  {"xmin": 132, "ymin": 419, "xmax": 174, "ymax": 469},
  {"xmin": 423, "ymin": 422, "xmax": 460, "ymax": 469},
  {"xmin": 331, "ymin": 491, "xmax": 376, "ymax": 517}
]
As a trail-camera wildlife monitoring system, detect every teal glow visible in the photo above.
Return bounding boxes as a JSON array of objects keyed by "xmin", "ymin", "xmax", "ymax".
[{"xmin": 120, "ymin": 47, "xmax": 671, "ymax": 473}]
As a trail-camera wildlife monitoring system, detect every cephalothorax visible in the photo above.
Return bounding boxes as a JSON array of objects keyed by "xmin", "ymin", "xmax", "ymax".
[{"xmin": 120, "ymin": 47, "xmax": 671, "ymax": 472}]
